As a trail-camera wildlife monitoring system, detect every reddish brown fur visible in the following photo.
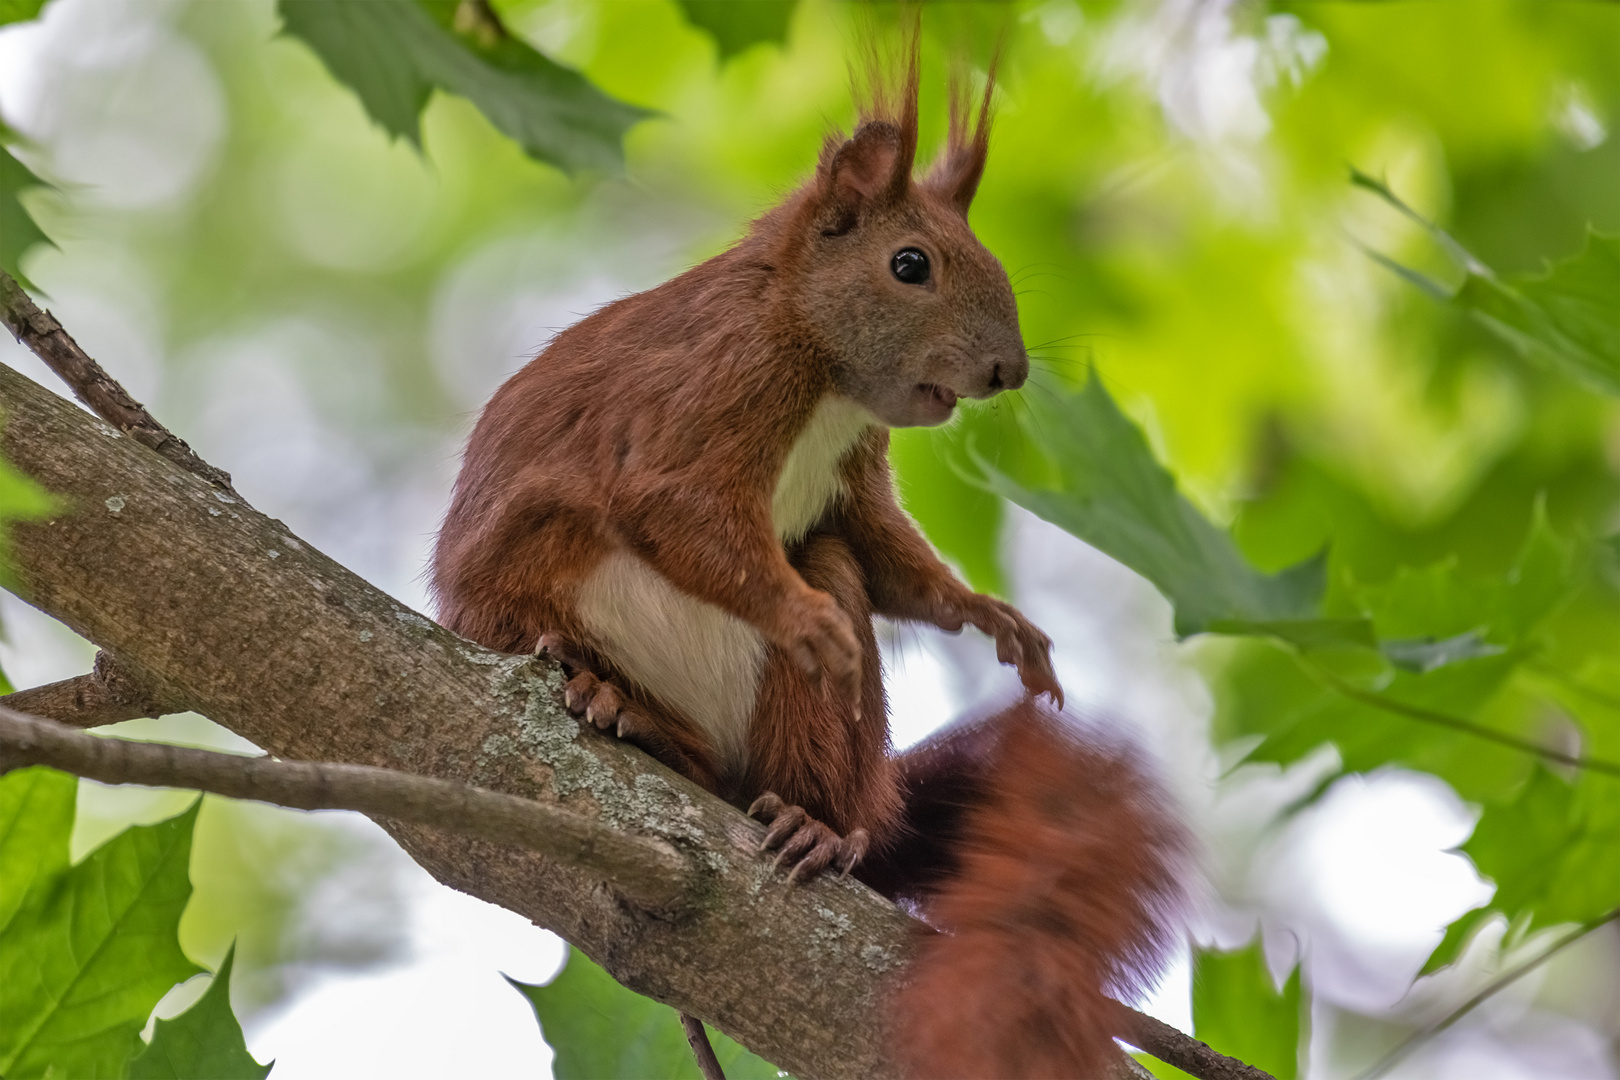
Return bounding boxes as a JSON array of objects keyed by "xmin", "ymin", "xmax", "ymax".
[
  {"xmin": 890, "ymin": 704, "xmax": 1189, "ymax": 1079},
  {"xmin": 433, "ymin": 38, "xmax": 1186, "ymax": 1077}
]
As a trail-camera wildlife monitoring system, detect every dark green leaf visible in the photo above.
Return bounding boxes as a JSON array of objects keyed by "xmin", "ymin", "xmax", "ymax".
[
  {"xmin": 0, "ymin": 798, "xmax": 203, "ymax": 1079},
  {"xmin": 130, "ymin": 943, "xmax": 273, "ymax": 1080},
  {"xmin": 0, "ymin": 0, "xmax": 46, "ymax": 27},
  {"xmin": 1192, "ymin": 940, "xmax": 1303, "ymax": 1080},
  {"xmin": 676, "ymin": 0, "xmax": 797, "ymax": 59},
  {"xmin": 276, "ymin": 0, "xmax": 652, "ymax": 174},
  {"xmin": 965, "ymin": 376, "xmax": 1355, "ymax": 641},
  {"xmin": 0, "ymin": 767, "xmax": 75, "ymax": 937},
  {"xmin": 508, "ymin": 947, "xmax": 784, "ymax": 1080},
  {"xmin": 0, "ymin": 142, "xmax": 53, "ymax": 290}
]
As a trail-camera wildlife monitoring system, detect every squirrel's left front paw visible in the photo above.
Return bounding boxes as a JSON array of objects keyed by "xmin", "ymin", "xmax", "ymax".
[
  {"xmin": 960, "ymin": 598, "xmax": 1063, "ymax": 706},
  {"xmin": 748, "ymin": 793, "xmax": 869, "ymax": 883}
]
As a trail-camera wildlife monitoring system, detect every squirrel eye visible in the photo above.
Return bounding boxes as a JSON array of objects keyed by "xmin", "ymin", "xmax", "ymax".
[{"xmin": 891, "ymin": 247, "xmax": 930, "ymax": 285}]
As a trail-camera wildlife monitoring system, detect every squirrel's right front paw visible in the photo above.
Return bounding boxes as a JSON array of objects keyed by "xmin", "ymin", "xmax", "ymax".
[
  {"xmin": 774, "ymin": 589, "xmax": 862, "ymax": 710},
  {"xmin": 539, "ymin": 633, "xmax": 659, "ymax": 743}
]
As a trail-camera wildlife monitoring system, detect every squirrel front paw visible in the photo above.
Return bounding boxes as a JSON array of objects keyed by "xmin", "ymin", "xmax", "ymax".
[
  {"xmin": 748, "ymin": 792, "xmax": 869, "ymax": 883},
  {"xmin": 944, "ymin": 594, "xmax": 1063, "ymax": 707},
  {"xmin": 771, "ymin": 589, "xmax": 863, "ymax": 713}
]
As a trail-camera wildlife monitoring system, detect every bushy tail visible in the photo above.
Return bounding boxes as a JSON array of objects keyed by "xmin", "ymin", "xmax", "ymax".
[{"xmin": 888, "ymin": 700, "xmax": 1188, "ymax": 1079}]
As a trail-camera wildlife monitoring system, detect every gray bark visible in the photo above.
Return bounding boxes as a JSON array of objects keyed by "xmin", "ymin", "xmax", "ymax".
[{"xmin": 0, "ymin": 359, "xmax": 913, "ymax": 1080}]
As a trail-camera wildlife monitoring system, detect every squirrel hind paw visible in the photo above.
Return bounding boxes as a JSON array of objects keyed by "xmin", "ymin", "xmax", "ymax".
[{"xmin": 750, "ymin": 794, "xmax": 869, "ymax": 883}]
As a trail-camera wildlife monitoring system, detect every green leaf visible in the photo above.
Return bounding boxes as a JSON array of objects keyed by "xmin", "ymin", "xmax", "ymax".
[
  {"xmin": 276, "ymin": 0, "xmax": 652, "ymax": 174},
  {"xmin": 675, "ymin": 0, "xmax": 797, "ymax": 59},
  {"xmin": 0, "ymin": 0, "xmax": 46, "ymax": 27},
  {"xmin": 1427, "ymin": 766, "xmax": 1620, "ymax": 973},
  {"xmin": 0, "ymin": 797, "xmax": 204, "ymax": 1080},
  {"xmin": 1192, "ymin": 940, "xmax": 1303, "ymax": 1080},
  {"xmin": 1352, "ymin": 170, "xmax": 1619, "ymax": 395},
  {"xmin": 1455, "ymin": 232, "xmax": 1620, "ymax": 396},
  {"xmin": 130, "ymin": 943, "xmax": 272, "ymax": 1080},
  {"xmin": 0, "ymin": 768, "xmax": 75, "ymax": 937},
  {"xmin": 0, "ymin": 142, "xmax": 53, "ymax": 290},
  {"xmin": 964, "ymin": 376, "xmax": 1361, "ymax": 642},
  {"xmin": 508, "ymin": 947, "xmax": 785, "ymax": 1080}
]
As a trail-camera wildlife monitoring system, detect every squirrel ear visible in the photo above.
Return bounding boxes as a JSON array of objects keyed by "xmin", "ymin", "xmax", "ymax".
[{"xmin": 816, "ymin": 118, "xmax": 914, "ymax": 235}]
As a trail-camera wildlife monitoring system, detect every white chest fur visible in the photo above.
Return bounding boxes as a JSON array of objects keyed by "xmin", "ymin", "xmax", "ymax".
[
  {"xmin": 576, "ymin": 396, "xmax": 876, "ymax": 776},
  {"xmin": 772, "ymin": 396, "xmax": 876, "ymax": 543}
]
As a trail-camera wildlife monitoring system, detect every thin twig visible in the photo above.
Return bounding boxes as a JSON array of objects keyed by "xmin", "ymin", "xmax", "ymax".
[
  {"xmin": 1302, "ymin": 660, "xmax": 1620, "ymax": 778},
  {"xmin": 1357, "ymin": 907, "xmax": 1620, "ymax": 1079},
  {"xmin": 0, "ymin": 269, "xmax": 236, "ymax": 494},
  {"xmin": 1114, "ymin": 1004, "xmax": 1278, "ymax": 1080},
  {"xmin": 0, "ymin": 706, "xmax": 692, "ymax": 909},
  {"xmin": 0, "ymin": 651, "xmax": 183, "ymax": 728},
  {"xmin": 678, "ymin": 1013, "xmax": 728, "ymax": 1080}
]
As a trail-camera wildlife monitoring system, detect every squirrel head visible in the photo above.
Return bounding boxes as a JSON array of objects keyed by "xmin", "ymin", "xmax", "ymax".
[{"xmin": 781, "ymin": 54, "xmax": 1027, "ymax": 428}]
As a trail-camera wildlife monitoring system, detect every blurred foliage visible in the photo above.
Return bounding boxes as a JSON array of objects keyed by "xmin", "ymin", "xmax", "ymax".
[
  {"xmin": 0, "ymin": 0, "xmax": 1616, "ymax": 1075},
  {"xmin": 130, "ymin": 944, "xmax": 273, "ymax": 1080},
  {"xmin": 1192, "ymin": 941, "xmax": 1304, "ymax": 1080},
  {"xmin": 675, "ymin": 0, "xmax": 796, "ymax": 60},
  {"xmin": 1, "ymin": 142, "xmax": 52, "ymax": 289},
  {"xmin": 509, "ymin": 946, "xmax": 784, "ymax": 1080}
]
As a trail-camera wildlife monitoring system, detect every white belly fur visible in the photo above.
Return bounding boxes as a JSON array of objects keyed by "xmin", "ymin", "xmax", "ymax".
[{"xmin": 576, "ymin": 396, "xmax": 876, "ymax": 775}]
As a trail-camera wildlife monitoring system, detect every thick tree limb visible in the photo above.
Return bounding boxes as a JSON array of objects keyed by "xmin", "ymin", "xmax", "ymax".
[
  {"xmin": 0, "ymin": 650, "xmax": 182, "ymax": 728},
  {"xmin": 0, "ymin": 351, "xmax": 912, "ymax": 1080},
  {"xmin": 0, "ymin": 705, "xmax": 692, "ymax": 909},
  {"xmin": 0, "ymin": 277, "xmax": 1258, "ymax": 1080},
  {"xmin": 0, "ymin": 273, "xmax": 235, "ymax": 494}
]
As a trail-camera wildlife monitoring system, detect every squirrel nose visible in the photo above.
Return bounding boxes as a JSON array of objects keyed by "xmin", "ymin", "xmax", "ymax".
[{"xmin": 988, "ymin": 353, "xmax": 1029, "ymax": 394}]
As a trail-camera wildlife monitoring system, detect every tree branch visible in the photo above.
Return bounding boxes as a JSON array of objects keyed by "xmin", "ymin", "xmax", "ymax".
[
  {"xmin": 0, "ymin": 705, "xmax": 693, "ymax": 909},
  {"xmin": 0, "ymin": 272, "xmax": 1264, "ymax": 1080},
  {"xmin": 1115, "ymin": 1005, "xmax": 1278, "ymax": 1080},
  {"xmin": 1357, "ymin": 907, "xmax": 1620, "ymax": 1080},
  {"xmin": 0, "ymin": 650, "xmax": 182, "ymax": 728},
  {"xmin": 0, "ymin": 272, "xmax": 235, "ymax": 494}
]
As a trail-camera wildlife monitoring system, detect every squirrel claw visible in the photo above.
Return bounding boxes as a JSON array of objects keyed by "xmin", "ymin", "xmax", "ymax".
[{"xmin": 750, "ymin": 792, "xmax": 867, "ymax": 883}]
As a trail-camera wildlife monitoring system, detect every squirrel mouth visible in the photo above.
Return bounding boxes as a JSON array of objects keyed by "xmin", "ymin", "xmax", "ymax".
[{"xmin": 919, "ymin": 383, "xmax": 958, "ymax": 409}]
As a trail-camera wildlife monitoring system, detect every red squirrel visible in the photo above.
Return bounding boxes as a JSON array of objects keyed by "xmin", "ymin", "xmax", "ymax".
[{"xmin": 433, "ymin": 50, "xmax": 1185, "ymax": 1079}]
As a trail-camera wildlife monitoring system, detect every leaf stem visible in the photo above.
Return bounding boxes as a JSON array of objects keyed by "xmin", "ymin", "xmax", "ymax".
[
  {"xmin": 1356, "ymin": 907, "xmax": 1620, "ymax": 1079},
  {"xmin": 1298, "ymin": 659, "xmax": 1620, "ymax": 778}
]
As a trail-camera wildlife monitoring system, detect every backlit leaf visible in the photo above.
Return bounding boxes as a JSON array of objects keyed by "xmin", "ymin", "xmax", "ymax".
[
  {"xmin": 277, "ymin": 0, "xmax": 651, "ymax": 174},
  {"xmin": 130, "ymin": 943, "xmax": 272, "ymax": 1080},
  {"xmin": 0, "ymin": 798, "xmax": 203, "ymax": 1079},
  {"xmin": 509, "ymin": 946, "xmax": 784, "ymax": 1080},
  {"xmin": 1192, "ymin": 940, "xmax": 1304, "ymax": 1080}
]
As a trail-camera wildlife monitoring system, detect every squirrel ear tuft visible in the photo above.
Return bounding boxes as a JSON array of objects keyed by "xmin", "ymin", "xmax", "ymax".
[
  {"xmin": 925, "ymin": 61, "xmax": 996, "ymax": 216},
  {"xmin": 814, "ymin": 33, "xmax": 920, "ymax": 236}
]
